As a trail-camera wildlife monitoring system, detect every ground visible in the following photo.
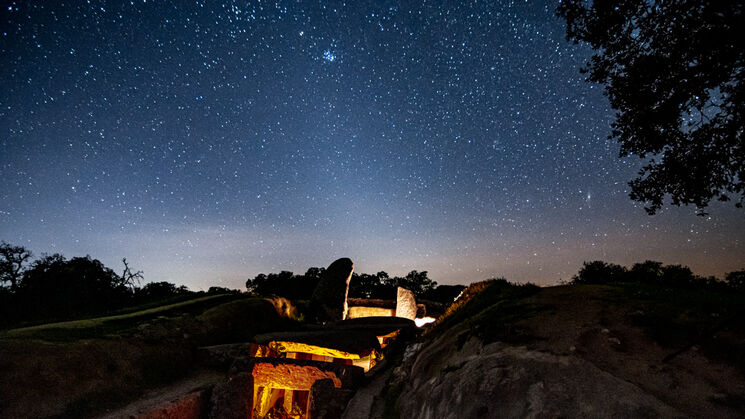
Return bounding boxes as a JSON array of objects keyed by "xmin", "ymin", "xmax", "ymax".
[
  {"xmin": 1, "ymin": 282, "xmax": 743, "ymax": 418},
  {"xmin": 0, "ymin": 293, "xmax": 297, "ymax": 418},
  {"xmin": 388, "ymin": 281, "xmax": 745, "ymax": 418}
]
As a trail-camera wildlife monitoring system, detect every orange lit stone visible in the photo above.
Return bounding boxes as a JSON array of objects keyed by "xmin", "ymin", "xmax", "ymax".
[
  {"xmin": 252, "ymin": 362, "xmax": 342, "ymax": 391},
  {"xmin": 347, "ymin": 306, "xmax": 396, "ymax": 318},
  {"xmin": 268, "ymin": 341, "xmax": 364, "ymax": 360},
  {"xmin": 376, "ymin": 330, "xmax": 400, "ymax": 348}
]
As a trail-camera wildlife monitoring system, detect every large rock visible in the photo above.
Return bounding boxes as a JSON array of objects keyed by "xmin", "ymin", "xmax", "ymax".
[
  {"xmin": 253, "ymin": 330, "xmax": 382, "ymax": 358},
  {"xmin": 395, "ymin": 287, "xmax": 417, "ymax": 320},
  {"xmin": 311, "ymin": 258, "xmax": 354, "ymax": 322},
  {"xmin": 394, "ymin": 328, "xmax": 682, "ymax": 419},
  {"xmin": 229, "ymin": 357, "xmax": 365, "ymax": 390}
]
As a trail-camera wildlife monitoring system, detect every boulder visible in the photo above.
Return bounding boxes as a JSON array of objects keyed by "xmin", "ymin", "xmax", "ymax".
[
  {"xmin": 395, "ymin": 329, "xmax": 682, "ymax": 418},
  {"xmin": 311, "ymin": 258, "xmax": 354, "ymax": 322},
  {"xmin": 253, "ymin": 330, "xmax": 382, "ymax": 358},
  {"xmin": 395, "ymin": 287, "xmax": 417, "ymax": 320},
  {"xmin": 228, "ymin": 357, "xmax": 365, "ymax": 390}
]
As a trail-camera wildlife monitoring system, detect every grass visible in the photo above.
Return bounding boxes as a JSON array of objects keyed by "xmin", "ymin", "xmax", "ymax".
[
  {"xmin": 0, "ymin": 293, "xmax": 302, "ymax": 418},
  {"xmin": 468, "ymin": 299, "xmax": 546, "ymax": 344},
  {"xmin": 566, "ymin": 281, "xmax": 745, "ymax": 373},
  {"xmin": 428, "ymin": 278, "xmax": 541, "ymax": 344},
  {"xmin": 2, "ymin": 293, "xmax": 241, "ymax": 341},
  {"xmin": 598, "ymin": 282, "xmax": 743, "ymax": 346}
]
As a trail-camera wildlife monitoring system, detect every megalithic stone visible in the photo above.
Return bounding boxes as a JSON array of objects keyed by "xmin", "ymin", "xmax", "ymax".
[
  {"xmin": 311, "ymin": 258, "xmax": 354, "ymax": 322},
  {"xmin": 396, "ymin": 287, "xmax": 417, "ymax": 320}
]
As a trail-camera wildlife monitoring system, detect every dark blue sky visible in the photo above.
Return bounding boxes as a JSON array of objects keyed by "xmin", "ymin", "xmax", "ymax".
[{"xmin": 1, "ymin": 1, "xmax": 743, "ymax": 290}]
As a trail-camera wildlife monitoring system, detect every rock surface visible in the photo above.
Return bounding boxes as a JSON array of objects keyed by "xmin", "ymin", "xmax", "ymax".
[
  {"xmin": 396, "ymin": 328, "xmax": 682, "ymax": 418},
  {"xmin": 311, "ymin": 258, "xmax": 354, "ymax": 322},
  {"xmin": 390, "ymin": 285, "xmax": 745, "ymax": 418},
  {"xmin": 228, "ymin": 357, "xmax": 365, "ymax": 389},
  {"xmin": 395, "ymin": 287, "xmax": 417, "ymax": 320},
  {"xmin": 309, "ymin": 378, "xmax": 355, "ymax": 419}
]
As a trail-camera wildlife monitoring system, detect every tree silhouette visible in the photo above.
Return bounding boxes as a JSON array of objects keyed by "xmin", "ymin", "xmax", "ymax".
[
  {"xmin": 136, "ymin": 281, "xmax": 189, "ymax": 300},
  {"xmin": 558, "ymin": 1, "xmax": 744, "ymax": 214},
  {"xmin": 726, "ymin": 269, "xmax": 745, "ymax": 291},
  {"xmin": 0, "ymin": 241, "xmax": 32, "ymax": 290},
  {"xmin": 390, "ymin": 270, "xmax": 437, "ymax": 298},
  {"xmin": 572, "ymin": 260, "xmax": 627, "ymax": 284},
  {"xmin": 245, "ymin": 269, "xmax": 321, "ymax": 300},
  {"xmin": 20, "ymin": 255, "xmax": 131, "ymax": 319},
  {"xmin": 120, "ymin": 258, "xmax": 144, "ymax": 291},
  {"xmin": 349, "ymin": 271, "xmax": 394, "ymax": 299}
]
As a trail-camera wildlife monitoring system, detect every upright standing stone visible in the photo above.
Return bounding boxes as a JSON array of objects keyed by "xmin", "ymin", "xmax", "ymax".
[
  {"xmin": 311, "ymin": 258, "xmax": 354, "ymax": 322},
  {"xmin": 396, "ymin": 287, "xmax": 417, "ymax": 320}
]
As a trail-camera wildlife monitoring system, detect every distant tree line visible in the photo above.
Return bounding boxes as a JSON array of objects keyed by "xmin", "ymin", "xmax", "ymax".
[
  {"xmin": 246, "ymin": 267, "xmax": 464, "ymax": 304},
  {"xmin": 0, "ymin": 241, "xmax": 236, "ymax": 328},
  {"xmin": 572, "ymin": 260, "xmax": 745, "ymax": 291}
]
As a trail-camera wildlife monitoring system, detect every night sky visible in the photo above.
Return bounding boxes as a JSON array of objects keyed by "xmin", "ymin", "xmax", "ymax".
[{"xmin": 1, "ymin": 1, "xmax": 743, "ymax": 290}]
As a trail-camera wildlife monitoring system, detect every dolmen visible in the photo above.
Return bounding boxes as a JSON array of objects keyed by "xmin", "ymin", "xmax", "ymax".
[
  {"xmin": 208, "ymin": 257, "xmax": 424, "ymax": 418},
  {"xmin": 209, "ymin": 316, "xmax": 416, "ymax": 418}
]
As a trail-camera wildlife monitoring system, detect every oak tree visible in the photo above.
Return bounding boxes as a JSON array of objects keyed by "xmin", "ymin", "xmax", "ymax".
[{"xmin": 558, "ymin": 0, "xmax": 744, "ymax": 214}]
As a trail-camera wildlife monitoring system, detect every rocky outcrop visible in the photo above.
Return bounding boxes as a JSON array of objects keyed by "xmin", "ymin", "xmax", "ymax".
[
  {"xmin": 311, "ymin": 258, "xmax": 354, "ymax": 322},
  {"xmin": 395, "ymin": 328, "xmax": 683, "ymax": 418}
]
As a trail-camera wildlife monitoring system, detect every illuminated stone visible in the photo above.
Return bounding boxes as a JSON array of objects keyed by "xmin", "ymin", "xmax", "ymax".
[
  {"xmin": 347, "ymin": 306, "xmax": 396, "ymax": 319},
  {"xmin": 252, "ymin": 362, "xmax": 342, "ymax": 390},
  {"xmin": 269, "ymin": 340, "xmax": 365, "ymax": 360},
  {"xmin": 396, "ymin": 287, "xmax": 417, "ymax": 320},
  {"xmin": 376, "ymin": 329, "xmax": 400, "ymax": 348}
]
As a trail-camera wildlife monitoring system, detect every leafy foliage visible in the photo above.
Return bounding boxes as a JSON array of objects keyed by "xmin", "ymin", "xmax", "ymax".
[
  {"xmin": 390, "ymin": 270, "xmax": 437, "ymax": 297},
  {"xmin": 558, "ymin": 1, "xmax": 745, "ymax": 214},
  {"xmin": 571, "ymin": 260, "xmax": 627, "ymax": 284},
  {"xmin": 0, "ymin": 241, "xmax": 200, "ymax": 328},
  {"xmin": 572, "ymin": 259, "xmax": 743, "ymax": 291},
  {"xmin": 20, "ymin": 255, "xmax": 132, "ymax": 320},
  {"xmin": 726, "ymin": 269, "xmax": 745, "ymax": 291},
  {"xmin": 0, "ymin": 241, "xmax": 33, "ymax": 289},
  {"xmin": 245, "ymin": 268, "xmax": 322, "ymax": 300},
  {"xmin": 135, "ymin": 281, "xmax": 190, "ymax": 301},
  {"xmin": 349, "ymin": 271, "xmax": 393, "ymax": 299},
  {"xmin": 247, "ymin": 267, "xmax": 440, "ymax": 300}
]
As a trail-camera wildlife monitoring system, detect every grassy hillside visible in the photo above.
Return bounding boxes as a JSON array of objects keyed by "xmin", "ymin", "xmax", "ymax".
[
  {"xmin": 0, "ymin": 294, "xmax": 300, "ymax": 418},
  {"xmin": 2, "ymin": 293, "xmax": 238, "ymax": 341}
]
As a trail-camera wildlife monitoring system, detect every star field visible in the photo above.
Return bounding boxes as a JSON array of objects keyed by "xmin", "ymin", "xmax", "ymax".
[{"xmin": 1, "ymin": 1, "xmax": 743, "ymax": 290}]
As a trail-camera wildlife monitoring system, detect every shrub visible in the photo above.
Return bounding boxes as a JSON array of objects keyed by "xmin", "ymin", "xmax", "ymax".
[
  {"xmin": 660, "ymin": 264, "xmax": 697, "ymax": 285},
  {"xmin": 572, "ymin": 261, "xmax": 627, "ymax": 284},
  {"xmin": 629, "ymin": 260, "xmax": 665, "ymax": 283},
  {"xmin": 726, "ymin": 270, "xmax": 745, "ymax": 291}
]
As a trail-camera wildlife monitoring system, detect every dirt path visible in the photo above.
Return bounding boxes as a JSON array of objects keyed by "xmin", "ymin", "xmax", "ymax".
[{"xmin": 97, "ymin": 369, "xmax": 224, "ymax": 418}]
